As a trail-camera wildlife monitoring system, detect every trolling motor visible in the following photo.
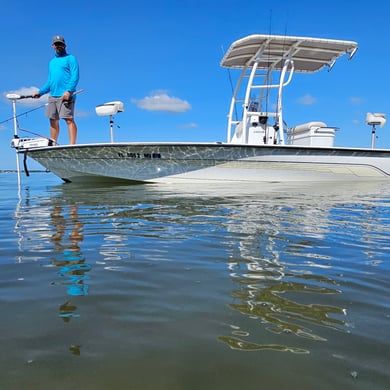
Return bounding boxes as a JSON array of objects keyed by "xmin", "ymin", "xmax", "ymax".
[
  {"xmin": 366, "ymin": 112, "xmax": 386, "ymax": 149},
  {"xmin": 6, "ymin": 93, "xmax": 54, "ymax": 184},
  {"xmin": 95, "ymin": 101, "xmax": 124, "ymax": 143},
  {"xmin": 6, "ymin": 93, "xmax": 31, "ymax": 185},
  {"xmin": 6, "ymin": 93, "xmax": 53, "ymax": 150}
]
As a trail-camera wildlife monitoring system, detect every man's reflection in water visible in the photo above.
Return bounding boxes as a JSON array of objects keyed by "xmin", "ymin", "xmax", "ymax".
[{"xmin": 50, "ymin": 205, "xmax": 91, "ymax": 321}]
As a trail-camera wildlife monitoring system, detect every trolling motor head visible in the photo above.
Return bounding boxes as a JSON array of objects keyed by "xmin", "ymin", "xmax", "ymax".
[
  {"xmin": 366, "ymin": 112, "xmax": 386, "ymax": 128},
  {"xmin": 366, "ymin": 112, "xmax": 386, "ymax": 149},
  {"xmin": 6, "ymin": 93, "xmax": 33, "ymax": 100},
  {"xmin": 6, "ymin": 93, "xmax": 22, "ymax": 100}
]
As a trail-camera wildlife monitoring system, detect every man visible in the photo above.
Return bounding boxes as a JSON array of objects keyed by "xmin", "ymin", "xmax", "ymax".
[{"xmin": 33, "ymin": 35, "xmax": 79, "ymax": 144}]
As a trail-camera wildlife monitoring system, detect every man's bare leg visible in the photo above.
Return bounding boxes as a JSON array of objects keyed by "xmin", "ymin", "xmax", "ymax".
[
  {"xmin": 50, "ymin": 118, "xmax": 60, "ymax": 143},
  {"xmin": 65, "ymin": 118, "xmax": 78, "ymax": 144}
]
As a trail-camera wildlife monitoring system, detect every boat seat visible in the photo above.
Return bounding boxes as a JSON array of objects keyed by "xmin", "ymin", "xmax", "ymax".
[{"xmin": 288, "ymin": 121, "xmax": 327, "ymax": 134}]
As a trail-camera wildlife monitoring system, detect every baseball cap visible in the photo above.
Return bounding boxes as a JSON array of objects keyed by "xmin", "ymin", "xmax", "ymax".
[{"xmin": 52, "ymin": 35, "xmax": 66, "ymax": 45}]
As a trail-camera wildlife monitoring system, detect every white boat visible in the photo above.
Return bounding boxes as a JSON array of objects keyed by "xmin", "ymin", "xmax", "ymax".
[{"xmin": 8, "ymin": 34, "xmax": 389, "ymax": 184}]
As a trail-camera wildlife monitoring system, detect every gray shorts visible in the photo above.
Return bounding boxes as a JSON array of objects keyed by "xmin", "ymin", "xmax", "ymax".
[{"xmin": 46, "ymin": 95, "xmax": 75, "ymax": 119}]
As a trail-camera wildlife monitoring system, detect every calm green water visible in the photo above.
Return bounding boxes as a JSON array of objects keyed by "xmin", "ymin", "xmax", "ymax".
[{"xmin": 1, "ymin": 172, "xmax": 389, "ymax": 389}]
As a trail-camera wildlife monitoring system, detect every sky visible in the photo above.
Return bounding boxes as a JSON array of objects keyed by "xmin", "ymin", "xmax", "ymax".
[{"xmin": 1, "ymin": 0, "xmax": 389, "ymax": 170}]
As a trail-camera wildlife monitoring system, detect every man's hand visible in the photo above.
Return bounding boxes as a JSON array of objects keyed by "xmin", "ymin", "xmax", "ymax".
[
  {"xmin": 62, "ymin": 91, "xmax": 72, "ymax": 101},
  {"xmin": 32, "ymin": 93, "xmax": 41, "ymax": 99}
]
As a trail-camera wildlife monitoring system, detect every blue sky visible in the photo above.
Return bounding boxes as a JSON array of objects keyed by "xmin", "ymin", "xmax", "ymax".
[{"xmin": 1, "ymin": 0, "xmax": 389, "ymax": 170}]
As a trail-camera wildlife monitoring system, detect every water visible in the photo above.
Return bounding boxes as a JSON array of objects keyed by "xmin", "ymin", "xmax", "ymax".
[{"xmin": 1, "ymin": 172, "xmax": 389, "ymax": 389}]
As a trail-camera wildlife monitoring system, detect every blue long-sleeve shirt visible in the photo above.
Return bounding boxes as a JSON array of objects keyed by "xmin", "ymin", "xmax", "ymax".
[{"xmin": 39, "ymin": 52, "xmax": 79, "ymax": 97}]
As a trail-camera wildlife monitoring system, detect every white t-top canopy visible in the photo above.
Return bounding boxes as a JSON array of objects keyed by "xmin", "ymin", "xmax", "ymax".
[{"xmin": 220, "ymin": 34, "xmax": 358, "ymax": 73}]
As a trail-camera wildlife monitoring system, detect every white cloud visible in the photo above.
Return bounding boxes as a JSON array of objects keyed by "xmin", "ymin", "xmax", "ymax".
[
  {"xmin": 350, "ymin": 97, "xmax": 363, "ymax": 104},
  {"xmin": 179, "ymin": 122, "xmax": 198, "ymax": 129},
  {"xmin": 297, "ymin": 94, "xmax": 316, "ymax": 105},
  {"xmin": 75, "ymin": 110, "xmax": 90, "ymax": 118},
  {"xmin": 132, "ymin": 91, "xmax": 191, "ymax": 113}
]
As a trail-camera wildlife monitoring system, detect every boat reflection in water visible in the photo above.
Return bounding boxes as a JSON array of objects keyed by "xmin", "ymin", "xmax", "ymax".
[
  {"xmin": 222, "ymin": 258, "xmax": 347, "ymax": 353},
  {"xmin": 210, "ymin": 181, "xmax": 386, "ymax": 354},
  {"xmin": 11, "ymin": 177, "xmax": 390, "ymax": 361}
]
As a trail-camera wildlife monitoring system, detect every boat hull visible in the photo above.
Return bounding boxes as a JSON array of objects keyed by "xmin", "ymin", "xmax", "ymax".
[{"xmin": 23, "ymin": 142, "xmax": 390, "ymax": 184}]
